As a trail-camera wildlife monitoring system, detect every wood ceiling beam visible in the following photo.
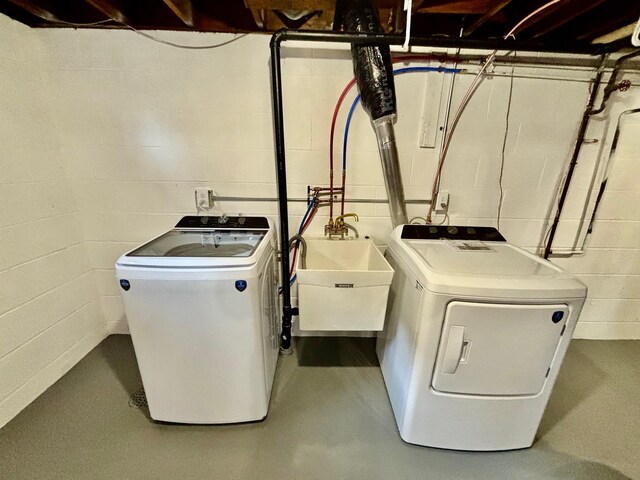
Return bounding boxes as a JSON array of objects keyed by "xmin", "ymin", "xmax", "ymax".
[
  {"xmin": 85, "ymin": 0, "xmax": 129, "ymax": 23},
  {"xmin": 502, "ymin": 0, "xmax": 567, "ymax": 36},
  {"xmin": 575, "ymin": 12, "xmax": 639, "ymax": 41},
  {"xmin": 592, "ymin": 22, "xmax": 636, "ymax": 44},
  {"xmin": 417, "ymin": 0, "xmax": 496, "ymax": 15},
  {"xmin": 247, "ymin": 7, "xmax": 266, "ymax": 29},
  {"xmin": 463, "ymin": 0, "xmax": 511, "ymax": 36},
  {"xmin": 6, "ymin": 0, "xmax": 62, "ymax": 21},
  {"xmin": 528, "ymin": 0, "xmax": 609, "ymax": 39},
  {"xmin": 162, "ymin": 0, "xmax": 194, "ymax": 27}
]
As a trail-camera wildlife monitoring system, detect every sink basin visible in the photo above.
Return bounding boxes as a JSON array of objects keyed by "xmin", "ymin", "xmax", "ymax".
[{"xmin": 296, "ymin": 238, "xmax": 394, "ymax": 331}]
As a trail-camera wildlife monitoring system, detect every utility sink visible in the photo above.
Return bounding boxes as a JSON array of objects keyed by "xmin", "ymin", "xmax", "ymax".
[{"xmin": 296, "ymin": 238, "xmax": 394, "ymax": 331}]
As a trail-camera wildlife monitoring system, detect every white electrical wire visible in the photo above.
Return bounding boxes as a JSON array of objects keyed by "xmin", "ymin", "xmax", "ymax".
[
  {"xmin": 48, "ymin": 16, "xmax": 250, "ymax": 49},
  {"xmin": 426, "ymin": 0, "xmax": 564, "ymax": 223},
  {"xmin": 118, "ymin": 22, "xmax": 250, "ymax": 49},
  {"xmin": 43, "ymin": 18, "xmax": 115, "ymax": 26},
  {"xmin": 496, "ymin": 54, "xmax": 515, "ymax": 230}
]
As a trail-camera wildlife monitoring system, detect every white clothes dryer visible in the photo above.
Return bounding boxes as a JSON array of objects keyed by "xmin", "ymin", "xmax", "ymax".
[
  {"xmin": 116, "ymin": 216, "xmax": 280, "ymax": 424},
  {"xmin": 377, "ymin": 224, "xmax": 587, "ymax": 451}
]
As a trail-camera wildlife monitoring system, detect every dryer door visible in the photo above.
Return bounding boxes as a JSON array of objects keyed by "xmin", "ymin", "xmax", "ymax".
[{"xmin": 432, "ymin": 302, "xmax": 568, "ymax": 396}]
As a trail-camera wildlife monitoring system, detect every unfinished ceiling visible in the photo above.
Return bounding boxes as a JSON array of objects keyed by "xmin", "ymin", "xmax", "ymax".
[{"xmin": 1, "ymin": 0, "xmax": 639, "ymax": 50}]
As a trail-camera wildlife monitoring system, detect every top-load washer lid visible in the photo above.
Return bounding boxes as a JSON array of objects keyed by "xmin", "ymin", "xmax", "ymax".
[
  {"xmin": 116, "ymin": 216, "xmax": 273, "ymax": 269},
  {"xmin": 128, "ymin": 230, "xmax": 265, "ymax": 258},
  {"xmin": 388, "ymin": 224, "xmax": 587, "ymax": 300}
]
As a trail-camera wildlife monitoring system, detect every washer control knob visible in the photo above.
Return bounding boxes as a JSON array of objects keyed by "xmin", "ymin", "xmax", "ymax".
[{"xmin": 218, "ymin": 214, "xmax": 228, "ymax": 224}]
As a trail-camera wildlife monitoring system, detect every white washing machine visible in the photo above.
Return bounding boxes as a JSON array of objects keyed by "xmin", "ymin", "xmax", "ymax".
[
  {"xmin": 377, "ymin": 224, "xmax": 587, "ymax": 451},
  {"xmin": 115, "ymin": 215, "xmax": 280, "ymax": 424}
]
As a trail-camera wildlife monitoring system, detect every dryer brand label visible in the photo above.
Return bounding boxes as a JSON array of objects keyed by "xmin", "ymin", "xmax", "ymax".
[
  {"xmin": 335, "ymin": 283, "xmax": 354, "ymax": 288},
  {"xmin": 235, "ymin": 280, "xmax": 247, "ymax": 292},
  {"xmin": 119, "ymin": 279, "xmax": 131, "ymax": 291}
]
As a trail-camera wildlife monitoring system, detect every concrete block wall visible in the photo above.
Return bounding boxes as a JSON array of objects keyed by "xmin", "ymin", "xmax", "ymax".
[
  {"xmin": 0, "ymin": 15, "xmax": 105, "ymax": 428},
  {"xmin": 36, "ymin": 28, "xmax": 640, "ymax": 339},
  {"xmin": 556, "ymin": 118, "xmax": 640, "ymax": 338},
  {"xmin": 1, "ymin": 14, "xmax": 639, "ymax": 427},
  {"xmin": 2, "ymin": 17, "xmax": 640, "ymax": 432}
]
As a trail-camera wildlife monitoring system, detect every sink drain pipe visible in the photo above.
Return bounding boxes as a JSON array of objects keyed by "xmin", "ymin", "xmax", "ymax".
[{"xmin": 270, "ymin": 29, "xmax": 609, "ymax": 355}]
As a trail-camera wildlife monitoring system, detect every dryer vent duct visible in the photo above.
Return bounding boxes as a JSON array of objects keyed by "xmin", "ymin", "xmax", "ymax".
[{"xmin": 336, "ymin": 0, "xmax": 408, "ymax": 227}]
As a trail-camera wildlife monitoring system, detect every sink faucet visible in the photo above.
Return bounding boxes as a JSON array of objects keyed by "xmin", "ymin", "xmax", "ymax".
[{"xmin": 325, "ymin": 213, "xmax": 359, "ymax": 239}]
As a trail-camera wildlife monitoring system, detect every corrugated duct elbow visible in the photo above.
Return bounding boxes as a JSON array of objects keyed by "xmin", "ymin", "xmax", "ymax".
[
  {"xmin": 336, "ymin": 0, "xmax": 408, "ymax": 227},
  {"xmin": 339, "ymin": 0, "xmax": 397, "ymax": 121}
]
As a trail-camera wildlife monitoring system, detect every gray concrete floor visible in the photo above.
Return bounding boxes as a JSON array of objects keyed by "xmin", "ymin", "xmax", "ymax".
[{"xmin": 0, "ymin": 336, "xmax": 639, "ymax": 480}]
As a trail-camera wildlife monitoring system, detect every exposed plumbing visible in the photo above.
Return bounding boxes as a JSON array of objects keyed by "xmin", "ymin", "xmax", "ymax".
[
  {"xmin": 590, "ymin": 49, "xmax": 640, "ymax": 115},
  {"xmin": 543, "ymin": 55, "xmax": 608, "ymax": 259},
  {"xmin": 326, "ymin": 213, "xmax": 359, "ymax": 239},
  {"xmin": 288, "ymin": 234, "xmax": 307, "ymax": 269},
  {"xmin": 344, "ymin": 222, "xmax": 360, "ymax": 238},
  {"xmin": 269, "ymin": 28, "xmax": 609, "ymax": 356},
  {"xmin": 586, "ymin": 107, "xmax": 640, "ymax": 238}
]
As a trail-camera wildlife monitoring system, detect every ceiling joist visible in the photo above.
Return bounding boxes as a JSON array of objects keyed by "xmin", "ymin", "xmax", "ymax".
[
  {"xmin": 0, "ymin": 0, "xmax": 637, "ymax": 53},
  {"xmin": 85, "ymin": 0, "xmax": 128, "ymax": 23},
  {"xmin": 163, "ymin": 0, "xmax": 194, "ymax": 27},
  {"xmin": 6, "ymin": 0, "xmax": 60, "ymax": 21},
  {"xmin": 528, "ymin": 0, "xmax": 609, "ymax": 39},
  {"xmin": 463, "ymin": 0, "xmax": 512, "ymax": 36}
]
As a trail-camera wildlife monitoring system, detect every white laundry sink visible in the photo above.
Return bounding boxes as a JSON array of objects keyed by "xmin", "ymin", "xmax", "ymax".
[{"xmin": 296, "ymin": 238, "xmax": 394, "ymax": 331}]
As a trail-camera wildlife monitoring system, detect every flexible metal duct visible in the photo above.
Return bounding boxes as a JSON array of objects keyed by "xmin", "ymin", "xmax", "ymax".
[{"xmin": 337, "ymin": 0, "xmax": 408, "ymax": 227}]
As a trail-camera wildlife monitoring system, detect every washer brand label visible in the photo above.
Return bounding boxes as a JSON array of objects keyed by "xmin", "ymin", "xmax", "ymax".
[
  {"xmin": 235, "ymin": 280, "xmax": 247, "ymax": 292},
  {"xmin": 119, "ymin": 279, "xmax": 131, "ymax": 291},
  {"xmin": 335, "ymin": 283, "xmax": 354, "ymax": 288}
]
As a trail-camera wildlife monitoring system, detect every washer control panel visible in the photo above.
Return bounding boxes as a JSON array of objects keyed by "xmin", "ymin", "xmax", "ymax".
[
  {"xmin": 175, "ymin": 216, "xmax": 269, "ymax": 230},
  {"xmin": 401, "ymin": 225, "xmax": 506, "ymax": 242}
]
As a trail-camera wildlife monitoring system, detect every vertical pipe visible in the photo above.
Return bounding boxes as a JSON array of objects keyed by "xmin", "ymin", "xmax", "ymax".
[
  {"xmin": 372, "ymin": 115, "xmax": 409, "ymax": 226},
  {"xmin": 270, "ymin": 33, "xmax": 293, "ymax": 355},
  {"xmin": 543, "ymin": 55, "xmax": 606, "ymax": 259}
]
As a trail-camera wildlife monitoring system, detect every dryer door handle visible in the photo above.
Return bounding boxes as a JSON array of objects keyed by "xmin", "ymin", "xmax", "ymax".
[{"xmin": 442, "ymin": 326, "xmax": 466, "ymax": 374}]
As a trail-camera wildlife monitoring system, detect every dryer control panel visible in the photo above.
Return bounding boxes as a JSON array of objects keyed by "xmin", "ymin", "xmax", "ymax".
[{"xmin": 401, "ymin": 225, "xmax": 506, "ymax": 242}]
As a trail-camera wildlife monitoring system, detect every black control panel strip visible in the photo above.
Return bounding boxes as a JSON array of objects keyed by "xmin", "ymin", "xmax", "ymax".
[
  {"xmin": 174, "ymin": 216, "xmax": 270, "ymax": 230},
  {"xmin": 401, "ymin": 225, "xmax": 506, "ymax": 241}
]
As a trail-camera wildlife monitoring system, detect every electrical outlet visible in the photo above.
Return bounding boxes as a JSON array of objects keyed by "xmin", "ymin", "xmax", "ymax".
[
  {"xmin": 435, "ymin": 190, "xmax": 450, "ymax": 213},
  {"xmin": 195, "ymin": 188, "xmax": 215, "ymax": 210}
]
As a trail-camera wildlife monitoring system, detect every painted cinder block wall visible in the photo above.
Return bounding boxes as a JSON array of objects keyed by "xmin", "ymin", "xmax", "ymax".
[
  {"xmin": 1, "ymin": 13, "xmax": 639, "ymax": 427},
  {"xmin": 0, "ymin": 15, "xmax": 105, "ymax": 428},
  {"xmin": 38, "ymin": 27, "xmax": 640, "ymax": 339}
]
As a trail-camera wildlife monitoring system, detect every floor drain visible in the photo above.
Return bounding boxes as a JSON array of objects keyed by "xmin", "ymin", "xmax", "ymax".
[{"xmin": 129, "ymin": 387, "xmax": 147, "ymax": 408}]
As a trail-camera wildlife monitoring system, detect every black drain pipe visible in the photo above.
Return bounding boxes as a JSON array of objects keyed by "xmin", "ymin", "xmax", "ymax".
[
  {"xmin": 270, "ymin": 29, "xmax": 606, "ymax": 354},
  {"xmin": 270, "ymin": 34, "xmax": 295, "ymax": 355}
]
